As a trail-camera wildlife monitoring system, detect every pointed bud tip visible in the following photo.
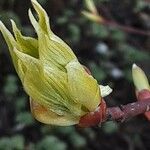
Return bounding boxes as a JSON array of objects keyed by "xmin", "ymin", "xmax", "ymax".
[
  {"xmin": 10, "ymin": 19, "xmax": 14, "ymax": 23},
  {"xmin": 28, "ymin": 8, "xmax": 32, "ymax": 14},
  {"xmin": 132, "ymin": 64, "xmax": 150, "ymax": 91},
  {"xmin": 132, "ymin": 63, "xmax": 138, "ymax": 69},
  {"xmin": 10, "ymin": 19, "xmax": 15, "ymax": 28},
  {"xmin": 31, "ymin": 0, "xmax": 40, "ymax": 7},
  {"xmin": 31, "ymin": 0, "xmax": 36, "ymax": 3}
]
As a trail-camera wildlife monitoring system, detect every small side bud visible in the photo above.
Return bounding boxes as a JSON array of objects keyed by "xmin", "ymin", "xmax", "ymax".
[
  {"xmin": 132, "ymin": 64, "xmax": 149, "ymax": 92},
  {"xmin": 85, "ymin": 0, "xmax": 98, "ymax": 15},
  {"xmin": 132, "ymin": 64, "xmax": 150, "ymax": 121},
  {"xmin": 82, "ymin": 11, "xmax": 103, "ymax": 23}
]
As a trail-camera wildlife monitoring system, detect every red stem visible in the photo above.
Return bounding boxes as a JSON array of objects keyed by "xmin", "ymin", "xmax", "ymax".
[
  {"xmin": 106, "ymin": 98, "xmax": 150, "ymax": 122},
  {"xmin": 101, "ymin": 19, "xmax": 150, "ymax": 36}
]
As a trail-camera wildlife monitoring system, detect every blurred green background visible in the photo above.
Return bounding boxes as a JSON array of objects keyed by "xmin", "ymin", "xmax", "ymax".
[{"xmin": 0, "ymin": 0, "xmax": 150, "ymax": 149}]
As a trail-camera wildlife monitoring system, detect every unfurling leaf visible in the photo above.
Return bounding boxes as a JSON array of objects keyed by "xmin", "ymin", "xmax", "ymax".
[{"xmin": 0, "ymin": 0, "xmax": 112, "ymax": 126}]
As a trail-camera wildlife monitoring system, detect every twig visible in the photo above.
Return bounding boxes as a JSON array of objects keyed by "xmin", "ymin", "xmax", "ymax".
[
  {"xmin": 102, "ymin": 19, "xmax": 150, "ymax": 36},
  {"xmin": 106, "ymin": 98, "xmax": 150, "ymax": 122}
]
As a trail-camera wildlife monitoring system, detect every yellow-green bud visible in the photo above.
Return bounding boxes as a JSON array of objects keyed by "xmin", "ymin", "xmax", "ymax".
[
  {"xmin": 82, "ymin": 11, "xmax": 103, "ymax": 23},
  {"xmin": 0, "ymin": 0, "xmax": 111, "ymax": 126},
  {"xmin": 132, "ymin": 64, "xmax": 150, "ymax": 92},
  {"xmin": 85, "ymin": 0, "xmax": 98, "ymax": 15}
]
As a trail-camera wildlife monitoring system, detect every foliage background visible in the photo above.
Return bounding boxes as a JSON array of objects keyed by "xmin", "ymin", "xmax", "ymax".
[{"xmin": 0, "ymin": 0, "xmax": 150, "ymax": 149}]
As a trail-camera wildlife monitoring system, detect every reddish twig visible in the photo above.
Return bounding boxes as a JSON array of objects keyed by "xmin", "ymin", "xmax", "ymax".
[
  {"xmin": 101, "ymin": 19, "xmax": 150, "ymax": 36},
  {"xmin": 106, "ymin": 98, "xmax": 150, "ymax": 122}
]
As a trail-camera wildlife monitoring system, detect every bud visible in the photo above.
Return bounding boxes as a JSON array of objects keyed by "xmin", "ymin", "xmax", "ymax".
[
  {"xmin": 85, "ymin": 0, "xmax": 98, "ymax": 15},
  {"xmin": 82, "ymin": 11, "xmax": 103, "ymax": 23},
  {"xmin": 132, "ymin": 64, "xmax": 149, "ymax": 92},
  {"xmin": 82, "ymin": 0, "xmax": 104, "ymax": 23},
  {"xmin": 0, "ymin": 0, "xmax": 111, "ymax": 126},
  {"xmin": 132, "ymin": 64, "xmax": 150, "ymax": 120}
]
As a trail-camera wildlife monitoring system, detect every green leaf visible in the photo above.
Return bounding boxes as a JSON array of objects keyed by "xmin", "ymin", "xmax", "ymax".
[
  {"xmin": 66, "ymin": 60, "xmax": 100, "ymax": 111},
  {"xmin": 31, "ymin": 0, "xmax": 52, "ymax": 35},
  {"xmin": 11, "ymin": 20, "xmax": 38, "ymax": 58},
  {"xmin": 0, "ymin": 21, "xmax": 19, "ymax": 71}
]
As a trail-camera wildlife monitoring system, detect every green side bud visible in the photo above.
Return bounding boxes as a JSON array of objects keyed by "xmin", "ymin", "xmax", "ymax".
[
  {"xmin": 82, "ymin": 11, "xmax": 103, "ymax": 23},
  {"xmin": 132, "ymin": 64, "xmax": 150, "ymax": 91},
  {"xmin": 85, "ymin": 0, "xmax": 98, "ymax": 14}
]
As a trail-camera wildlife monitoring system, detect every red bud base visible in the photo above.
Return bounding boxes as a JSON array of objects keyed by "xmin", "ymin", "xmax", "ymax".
[
  {"xmin": 79, "ymin": 100, "xmax": 106, "ymax": 127},
  {"xmin": 137, "ymin": 89, "xmax": 150, "ymax": 120}
]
